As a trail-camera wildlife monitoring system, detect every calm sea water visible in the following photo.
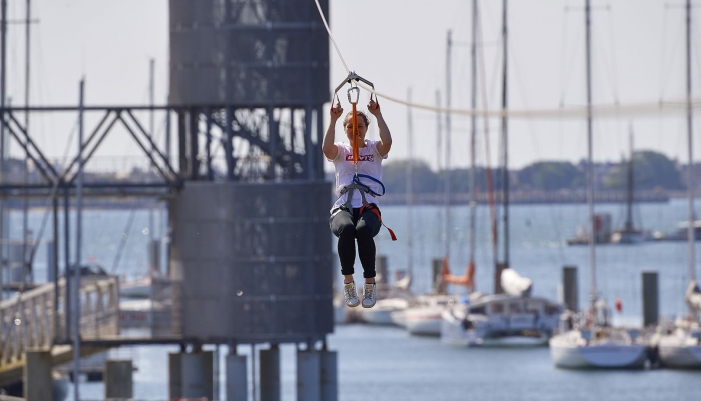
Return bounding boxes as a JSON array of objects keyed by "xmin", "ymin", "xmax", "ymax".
[{"xmin": 7, "ymin": 199, "xmax": 700, "ymax": 401}]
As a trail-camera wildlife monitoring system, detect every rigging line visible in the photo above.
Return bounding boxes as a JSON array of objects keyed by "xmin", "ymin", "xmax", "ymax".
[
  {"xmin": 604, "ymin": 2, "xmax": 621, "ymax": 103},
  {"xmin": 355, "ymin": 80, "xmax": 700, "ymax": 119},
  {"xmin": 110, "ymin": 200, "xmax": 140, "ymax": 275},
  {"xmin": 592, "ymin": 17, "xmax": 618, "ymax": 104},
  {"xmin": 660, "ymin": 13, "xmax": 686, "ymax": 101},
  {"xmin": 313, "ymin": 0, "xmax": 350, "ymax": 74},
  {"xmin": 509, "ymin": 35, "xmax": 567, "ymax": 266},
  {"xmin": 560, "ymin": 8, "xmax": 586, "ymax": 107},
  {"xmin": 313, "ymin": 0, "xmax": 698, "ymax": 118},
  {"xmin": 558, "ymin": 5, "xmax": 570, "ymax": 106},
  {"xmin": 658, "ymin": 5, "xmax": 669, "ymax": 101},
  {"xmin": 476, "ymin": 4, "xmax": 498, "ymax": 272},
  {"xmin": 695, "ymin": 13, "xmax": 701, "ymax": 87}
]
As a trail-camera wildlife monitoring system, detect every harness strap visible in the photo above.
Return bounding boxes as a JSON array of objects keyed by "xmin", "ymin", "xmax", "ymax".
[
  {"xmin": 339, "ymin": 184, "xmax": 397, "ymax": 241},
  {"xmin": 340, "ymin": 184, "xmax": 369, "ymax": 211},
  {"xmin": 362, "ymin": 204, "xmax": 397, "ymax": 241}
]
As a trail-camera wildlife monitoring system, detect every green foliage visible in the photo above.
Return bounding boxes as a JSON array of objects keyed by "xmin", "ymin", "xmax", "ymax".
[
  {"xmin": 603, "ymin": 150, "xmax": 684, "ymax": 190},
  {"xmin": 516, "ymin": 161, "xmax": 584, "ymax": 190},
  {"xmin": 382, "ymin": 160, "xmax": 439, "ymax": 194},
  {"xmin": 381, "ymin": 151, "xmax": 684, "ymax": 195}
]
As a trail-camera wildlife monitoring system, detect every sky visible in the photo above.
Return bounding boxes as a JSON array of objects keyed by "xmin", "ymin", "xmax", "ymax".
[{"xmin": 1, "ymin": 0, "xmax": 700, "ymax": 173}]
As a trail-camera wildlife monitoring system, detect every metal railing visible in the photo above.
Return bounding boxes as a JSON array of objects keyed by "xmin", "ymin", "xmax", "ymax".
[{"xmin": 0, "ymin": 277, "xmax": 119, "ymax": 367}]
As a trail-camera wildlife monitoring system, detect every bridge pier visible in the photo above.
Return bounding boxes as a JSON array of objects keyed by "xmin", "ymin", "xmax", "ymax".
[
  {"xmin": 168, "ymin": 350, "xmax": 214, "ymax": 400},
  {"xmin": 104, "ymin": 359, "xmax": 133, "ymax": 399},
  {"xmin": 297, "ymin": 349, "xmax": 321, "ymax": 401},
  {"xmin": 320, "ymin": 349, "xmax": 338, "ymax": 401},
  {"xmin": 226, "ymin": 351, "xmax": 248, "ymax": 401},
  {"xmin": 260, "ymin": 345, "xmax": 280, "ymax": 401},
  {"xmin": 23, "ymin": 350, "xmax": 52, "ymax": 401}
]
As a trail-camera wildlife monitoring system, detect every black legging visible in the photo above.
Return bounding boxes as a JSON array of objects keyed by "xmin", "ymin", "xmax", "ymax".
[{"xmin": 329, "ymin": 206, "xmax": 382, "ymax": 278}]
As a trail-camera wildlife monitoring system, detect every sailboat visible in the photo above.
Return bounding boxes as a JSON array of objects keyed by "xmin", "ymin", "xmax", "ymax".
[
  {"xmin": 652, "ymin": 0, "xmax": 701, "ymax": 368},
  {"xmin": 610, "ymin": 126, "xmax": 647, "ymax": 244},
  {"xmin": 549, "ymin": 0, "xmax": 647, "ymax": 369},
  {"xmin": 440, "ymin": 0, "xmax": 563, "ymax": 347}
]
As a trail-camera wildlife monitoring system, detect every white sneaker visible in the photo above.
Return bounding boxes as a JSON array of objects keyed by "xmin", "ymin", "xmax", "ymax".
[
  {"xmin": 362, "ymin": 282, "xmax": 377, "ymax": 308},
  {"xmin": 343, "ymin": 282, "xmax": 360, "ymax": 307}
]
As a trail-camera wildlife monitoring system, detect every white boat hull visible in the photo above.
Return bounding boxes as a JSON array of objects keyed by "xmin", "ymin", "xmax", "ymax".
[
  {"xmin": 405, "ymin": 312, "xmax": 442, "ymax": 336},
  {"xmin": 390, "ymin": 310, "xmax": 407, "ymax": 328},
  {"xmin": 441, "ymin": 309, "xmax": 551, "ymax": 347},
  {"xmin": 359, "ymin": 298, "xmax": 409, "ymax": 326},
  {"xmin": 658, "ymin": 344, "xmax": 701, "ymax": 368},
  {"xmin": 550, "ymin": 335, "xmax": 647, "ymax": 369},
  {"xmin": 656, "ymin": 331, "xmax": 701, "ymax": 368}
]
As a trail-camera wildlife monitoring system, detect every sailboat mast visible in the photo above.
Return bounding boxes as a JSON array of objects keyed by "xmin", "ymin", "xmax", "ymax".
[
  {"xmin": 626, "ymin": 126, "xmax": 634, "ymax": 231},
  {"xmin": 685, "ymin": 0, "xmax": 696, "ymax": 282},
  {"xmin": 501, "ymin": 0, "xmax": 509, "ymax": 267},
  {"xmin": 445, "ymin": 31, "xmax": 452, "ymax": 260},
  {"xmin": 407, "ymin": 88, "xmax": 414, "ymax": 280},
  {"xmin": 436, "ymin": 90, "xmax": 444, "ymax": 257},
  {"xmin": 585, "ymin": 0, "xmax": 597, "ymax": 307},
  {"xmin": 469, "ymin": 0, "xmax": 478, "ymax": 266}
]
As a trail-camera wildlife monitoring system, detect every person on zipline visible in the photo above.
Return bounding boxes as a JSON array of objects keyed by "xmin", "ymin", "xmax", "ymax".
[{"xmin": 322, "ymin": 97, "xmax": 392, "ymax": 308}]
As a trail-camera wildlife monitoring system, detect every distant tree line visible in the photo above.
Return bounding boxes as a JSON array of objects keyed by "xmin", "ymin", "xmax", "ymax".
[{"xmin": 382, "ymin": 150, "xmax": 687, "ymax": 194}]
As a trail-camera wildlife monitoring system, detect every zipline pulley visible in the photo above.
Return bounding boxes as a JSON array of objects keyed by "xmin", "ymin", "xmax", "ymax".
[{"xmin": 332, "ymin": 72, "xmax": 379, "ymax": 170}]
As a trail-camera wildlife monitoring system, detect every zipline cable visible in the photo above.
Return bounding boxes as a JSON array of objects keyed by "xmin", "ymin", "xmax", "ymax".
[
  {"xmin": 314, "ymin": 0, "xmax": 350, "ymax": 74},
  {"xmin": 312, "ymin": 0, "xmax": 700, "ymax": 119}
]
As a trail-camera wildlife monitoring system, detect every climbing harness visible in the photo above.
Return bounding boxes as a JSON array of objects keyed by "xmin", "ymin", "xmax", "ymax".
[{"xmin": 332, "ymin": 71, "xmax": 396, "ymax": 241}]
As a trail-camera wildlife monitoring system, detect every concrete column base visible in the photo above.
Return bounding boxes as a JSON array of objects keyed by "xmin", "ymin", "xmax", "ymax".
[
  {"xmin": 24, "ymin": 350, "xmax": 52, "ymax": 401},
  {"xmin": 260, "ymin": 346, "xmax": 280, "ymax": 401},
  {"xmin": 226, "ymin": 354, "xmax": 248, "ymax": 401},
  {"xmin": 104, "ymin": 359, "xmax": 133, "ymax": 399},
  {"xmin": 296, "ymin": 349, "xmax": 320, "ymax": 401},
  {"xmin": 168, "ymin": 350, "xmax": 214, "ymax": 400},
  {"xmin": 320, "ymin": 350, "xmax": 338, "ymax": 401}
]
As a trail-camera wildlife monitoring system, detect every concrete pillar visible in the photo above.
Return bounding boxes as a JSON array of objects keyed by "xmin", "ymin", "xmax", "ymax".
[
  {"xmin": 183, "ymin": 351, "xmax": 214, "ymax": 399},
  {"xmin": 169, "ymin": 351, "xmax": 214, "ymax": 400},
  {"xmin": 168, "ymin": 352, "xmax": 183, "ymax": 400},
  {"xmin": 375, "ymin": 255, "xmax": 388, "ymax": 283},
  {"xmin": 296, "ymin": 350, "xmax": 320, "ymax": 401},
  {"xmin": 226, "ymin": 353, "xmax": 248, "ymax": 401},
  {"xmin": 642, "ymin": 272, "xmax": 659, "ymax": 327},
  {"xmin": 24, "ymin": 350, "xmax": 52, "ymax": 401},
  {"xmin": 260, "ymin": 345, "xmax": 280, "ymax": 401},
  {"xmin": 320, "ymin": 350, "xmax": 338, "ymax": 401},
  {"xmin": 562, "ymin": 266, "xmax": 578, "ymax": 312},
  {"xmin": 104, "ymin": 359, "xmax": 133, "ymax": 399}
]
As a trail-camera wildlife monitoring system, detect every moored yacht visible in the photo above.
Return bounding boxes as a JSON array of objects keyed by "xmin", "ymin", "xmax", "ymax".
[
  {"xmin": 402, "ymin": 294, "xmax": 458, "ymax": 336},
  {"xmin": 442, "ymin": 293, "xmax": 562, "ymax": 346},
  {"xmin": 652, "ymin": 0, "xmax": 701, "ymax": 370},
  {"xmin": 358, "ymin": 297, "xmax": 410, "ymax": 326},
  {"xmin": 550, "ymin": 0, "xmax": 650, "ymax": 370},
  {"xmin": 549, "ymin": 325, "xmax": 647, "ymax": 369},
  {"xmin": 653, "ymin": 282, "xmax": 701, "ymax": 368}
]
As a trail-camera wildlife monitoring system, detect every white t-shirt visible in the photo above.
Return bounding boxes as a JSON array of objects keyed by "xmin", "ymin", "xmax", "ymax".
[{"xmin": 328, "ymin": 140, "xmax": 388, "ymax": 209}]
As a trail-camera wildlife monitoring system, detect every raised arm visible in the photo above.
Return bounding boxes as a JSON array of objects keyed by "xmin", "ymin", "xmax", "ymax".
[
  {"xmin": 322, "ymin": 102, "xmax": 344, "ymax": 160},
  {"xmin": 369, "ymin": 98, "xmax": 392, "ymax": 157}
]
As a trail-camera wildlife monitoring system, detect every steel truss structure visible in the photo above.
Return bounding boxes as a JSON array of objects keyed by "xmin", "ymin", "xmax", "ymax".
[{"xmin": 0, "ymin": 103, "xmax": 326, "ymax": 198}]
